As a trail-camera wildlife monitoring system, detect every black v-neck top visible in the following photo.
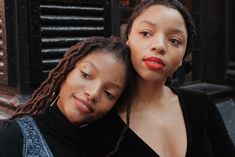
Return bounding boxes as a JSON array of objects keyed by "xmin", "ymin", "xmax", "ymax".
[
  {"xmin": 0, "ymin": 105, "xmax": 85, "ymax": 157},
  {"xmin": 80, "ymin": 88, "xmax": 235, "ymax": 157}
]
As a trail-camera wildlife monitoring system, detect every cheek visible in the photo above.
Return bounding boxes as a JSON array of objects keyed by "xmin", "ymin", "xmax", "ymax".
[
  {"xmin": 60, "ymin": 82, "xmax": 72, "ymax": 96},
  {"xmin": 59, "ymin": 76, "xmax": 81, "ymax": 100},
  {"xmin": 63, "ymin": 73, "xmax": 85, "ymax": 91},
  {"xmin": 95, "ymin": 102, "xmax": 114, "ymax": 117},
  {"xmin": 103, "ymin": 104, "xmax": 113, "ymax": 112},
  {"xmin": 130, "ymin": 54, "xmax": 138, "ymax": 71},
  {"xmin": 129, "ymin": 42, "xmax": 142, "ymax": 62},
  {"xmin": 103, "ymin": 103, "xmax": 114, "ymax": 113},
  {"xmin": 169, "ymin": 55, "xmax": 184, "ymax": 71}
]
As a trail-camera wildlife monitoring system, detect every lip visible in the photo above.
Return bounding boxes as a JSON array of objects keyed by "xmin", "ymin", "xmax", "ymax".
[
  {"xmin": 74, "ymin": 96, "xmax": 95, "ymax": 113},
  {"xmin": 144, "ymin": 56, "xmax": 165, "ymax": 70}
]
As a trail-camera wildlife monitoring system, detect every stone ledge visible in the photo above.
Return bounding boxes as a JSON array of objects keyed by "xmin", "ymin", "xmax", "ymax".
[
  {"xmin": 180, "ymin": 82, "xmax": 234, "ymax": 101},
  {"xmin": 0, "ymin": 95, "xmax": 18, "ymax": 119},
  {"xmin": 0, "ymin": 96, "xmax": 18, "ymax": 109},
  {"xmin": 0, "ymin": 106, "xmax": 13, "ymax": 119},
  {"xmin": 0, "ymin": 94, "xmax": 31, "ymax": 119}
]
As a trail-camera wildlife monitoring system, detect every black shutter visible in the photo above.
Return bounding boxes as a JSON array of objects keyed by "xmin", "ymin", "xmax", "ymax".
[
  {"xmin": 0, "ymin": 0, "xmax": 7, "ymax": 85},
  {"xmin": 30, "ymin": 0, "xmax": 119, "ymax": 88},
  {"xmin": 226, "ymin": 62, "xmax": 235, "ymax": 82}
]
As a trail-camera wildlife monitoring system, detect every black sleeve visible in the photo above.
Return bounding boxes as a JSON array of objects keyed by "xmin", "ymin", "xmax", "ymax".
[
  {"xmin": 206, "ymin": 98, "xmax": 235, "ymax": 157},
  {"xmin": 0, "ymin": 120, "xmax": 23, "ymax": 157}
]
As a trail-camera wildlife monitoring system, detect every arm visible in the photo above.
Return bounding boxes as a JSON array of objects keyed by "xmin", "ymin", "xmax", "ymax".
[
  {"xmin": 206, "ymin": 98, "xmax": 235, "ymax": 157},
  {"xmin": 0, "ymin": 119, "xmax": 23, "ymax": 157}
]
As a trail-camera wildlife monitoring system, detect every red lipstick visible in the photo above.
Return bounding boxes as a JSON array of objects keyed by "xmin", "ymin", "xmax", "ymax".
[{"xmin": 144, "ymin": 57, "xmax": 165, "ymax": 70}]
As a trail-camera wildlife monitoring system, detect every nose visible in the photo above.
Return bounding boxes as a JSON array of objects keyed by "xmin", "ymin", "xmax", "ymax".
[
  {"xmin": 151, "ymin": 34, "xmax": 167, "ymax": 55},
  {"xmin": 84, "ymin": 82, "xmax": 101, "ymax": 103}
]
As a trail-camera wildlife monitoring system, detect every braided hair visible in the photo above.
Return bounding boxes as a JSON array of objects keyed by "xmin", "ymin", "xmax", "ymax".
[{"xmin": 11, "ymin": 37, "xmax": 136, "ymax": 119}]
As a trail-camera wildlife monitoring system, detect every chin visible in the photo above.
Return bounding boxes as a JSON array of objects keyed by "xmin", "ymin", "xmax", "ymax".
[{"xmin": 138, "ymin": 73, "xmax": 162, "ymax": 83}]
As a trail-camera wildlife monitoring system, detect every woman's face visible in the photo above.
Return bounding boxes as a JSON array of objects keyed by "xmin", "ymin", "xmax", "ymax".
[
  {"xmin": 127, "ymin": 5, "xmax": 187, "ymax": 83},
  {"xmin": 57, "ymin": 51, "xmax": 126, "ymax": 126}
]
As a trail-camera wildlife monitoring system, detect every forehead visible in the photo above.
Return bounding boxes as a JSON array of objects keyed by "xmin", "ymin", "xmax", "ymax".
[
  {"xmin": 76, "ymin": 50, "xmax": 124, "ymax": 69},
  {"xmin": 78, "ymin": 51, "xmax": 126, "ymax": 84},
  {"xmin": 82, "ymin": 50, "xmax": 118, "ymax": 62},
  {"xmin": 138, "ymin": 5, "xmax": 183, "ymax": 20},
  {"xmin": 133, "ymin": 5, "xmax": 187, "ymax": 32}
]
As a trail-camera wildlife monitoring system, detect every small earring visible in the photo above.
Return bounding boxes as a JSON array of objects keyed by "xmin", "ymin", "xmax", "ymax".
[{"xmin": 50, "ymin": 95, "xmax": 59, "ymax": 107}]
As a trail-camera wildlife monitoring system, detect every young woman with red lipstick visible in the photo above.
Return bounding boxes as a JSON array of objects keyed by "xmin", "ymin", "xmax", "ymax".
[
  {"xmin": 0, "ymin": 37, "xmax": 136, "ymax": 157},
  {"xmin": 81, "ymin": 0, "xmax": 235, "ymax": 157}
]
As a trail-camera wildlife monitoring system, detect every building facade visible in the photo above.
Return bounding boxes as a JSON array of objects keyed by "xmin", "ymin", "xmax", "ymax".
[{"xmin": 0, "ymin": 0, "xmax": 234, "ymax": 119}]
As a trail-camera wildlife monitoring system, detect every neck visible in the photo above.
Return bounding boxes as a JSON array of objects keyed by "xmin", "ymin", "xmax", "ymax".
[{"xmin": 132, "ymin": 77, "xmax": 166, "ymax": 107}]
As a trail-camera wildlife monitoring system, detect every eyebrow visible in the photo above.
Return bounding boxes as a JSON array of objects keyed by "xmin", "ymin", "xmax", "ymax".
[
  {"xmin": 139, "ymin": 20, "xmax": 156, "ymax": 27},
  {"xmin": 169, "ymin": 29, "xmax": 187, "ymax": 37},
  {"xmin": 109, "ymin": 82, "xmax": 123, "ymax": 91},
  {"xmin": 81, "ymin": 61, "xmax": 98, "ymax": 72},
  {"xmin": 139, "ymin": 20, "xmax": 186, "ymax": 35}
]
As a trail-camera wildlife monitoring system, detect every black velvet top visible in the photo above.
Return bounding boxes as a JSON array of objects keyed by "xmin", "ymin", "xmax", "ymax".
[
  {"xmin": 0, "ymin": 105, "xmax": 85, "ymax": 157},
  {"xmin": 80, "ymin": 88, "xmax": 235, "ymax": 157}
]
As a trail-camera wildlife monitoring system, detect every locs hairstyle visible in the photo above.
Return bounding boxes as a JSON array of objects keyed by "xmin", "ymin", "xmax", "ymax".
[{"xmin": 11, "ymin": 37, "xmax": 135, "ymax": 119}]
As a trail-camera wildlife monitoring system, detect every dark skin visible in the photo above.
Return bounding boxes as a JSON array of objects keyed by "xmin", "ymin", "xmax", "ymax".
[
  {"xmin": 79, "ymin": 1, "xmax": 234, "ymax": 157},
  {"xmin": 119, "ymin": 4, "xmax": 189, "ymax": 157}
]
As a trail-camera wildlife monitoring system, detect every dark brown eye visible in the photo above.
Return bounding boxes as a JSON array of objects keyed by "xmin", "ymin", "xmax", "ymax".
[
  {"xmin": 81, "ymin": 71, "xmax": 89, "ymax": 79},
  {"xmin": 140, "ymin": 31, "xmax": 152, "ymax": 38},
  {"xmin": 169, "ymin": 38, "xmax": 181, "ymax": 46},
  {"xmin": 104, "ymin": 90, "xmax": 114, "ymax": 99}
]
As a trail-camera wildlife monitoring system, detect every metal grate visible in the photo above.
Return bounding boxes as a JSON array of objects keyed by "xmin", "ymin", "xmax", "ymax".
[
  {"xmin": 40, "ymin": 0, "xmax": 106, "ymax": 75},
  {"xmin": 226, "ymin": 62, "xmax": 235, "ymax": 80}
]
